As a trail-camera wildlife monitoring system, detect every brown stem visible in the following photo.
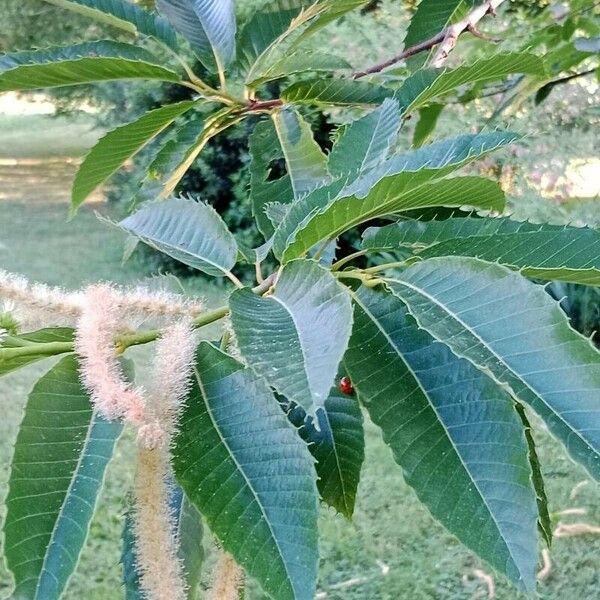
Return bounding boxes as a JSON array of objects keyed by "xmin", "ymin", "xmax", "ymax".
[
  {"xmin": 241, "ymin": 98, "xmax": 285, "ymax": 113},
  {"xmin": 353, "ymin": 0, "xmax": 508, "ymax": 78}
]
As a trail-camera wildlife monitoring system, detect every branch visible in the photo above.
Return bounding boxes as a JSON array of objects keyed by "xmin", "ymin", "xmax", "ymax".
[{"xmin": 353, "ymin": 0, "xmax": 507, "ymax": 78}]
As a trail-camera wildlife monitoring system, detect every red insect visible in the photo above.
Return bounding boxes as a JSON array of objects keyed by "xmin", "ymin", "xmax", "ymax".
[{"xmin": 338, "ymin": 376, "xmax": 354, "ymax": 396}]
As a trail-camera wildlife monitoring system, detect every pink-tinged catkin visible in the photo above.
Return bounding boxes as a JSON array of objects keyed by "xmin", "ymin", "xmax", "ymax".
[
  {"xmin": 134, "ymin": 446, "xmax": 187, "ymax": 600},
  {"xmin": 0, "ymin": 269, "xmax": 82, "ymax": 327},
  {"xmin": 74, "ymin": 284, "xmax": 145, "ymax": 424},
  {"xmin": 210, "ymin": 552, "xmax": 244, "ymax": 600},
  {"xmin": 137, "ymin": 319, "xmax": 195, "ymax": 449}
]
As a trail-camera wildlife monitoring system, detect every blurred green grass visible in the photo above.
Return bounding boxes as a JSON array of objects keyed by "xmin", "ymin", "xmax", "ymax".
[{"xmin": 0, "ymin": 116, "xmax": 599, "ymax": 600}]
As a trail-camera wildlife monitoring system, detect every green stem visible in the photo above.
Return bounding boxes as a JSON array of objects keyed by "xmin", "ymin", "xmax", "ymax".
[
  {"xmin": 331, "ymin": 249, "xmax": 368, "ymax": 272},
  {"xmin": 0, "ymin": 275, "xmax": 279, "ymax": 363},
  {"xmin": 363, "ymin": 261, "xmax": 408, "ymax": 274}
]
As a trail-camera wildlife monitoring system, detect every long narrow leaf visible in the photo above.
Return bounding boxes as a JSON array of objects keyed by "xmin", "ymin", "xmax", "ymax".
[
  {"xmin": 4, "ymin": 356, "xmax": 123, "ymax": 600},
  {"xmin": 42, "ymin": 0, "xmax": 179, "ymax": 49},
  {"xmin": 0, "ymin": 41, "xmax": 181, "ymax": 92},
  {"xmin": 172, "ymin": 342, "xmax": 319, "ymax": 600},
  {"xmin": 387, "ymin": 256, "xmax": 600, "ymax": 480},
  {"xmin": 71, "ymin": 100, "xmax": 196, "ymax": 211},
  {"xmin": 345, "ymin": 285, "xmax": 539, "ymax": 592}
]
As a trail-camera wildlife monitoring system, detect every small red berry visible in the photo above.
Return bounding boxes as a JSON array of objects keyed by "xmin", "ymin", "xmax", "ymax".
[{"xmin": 339, "ymin": 376, "xmax": 354, "ymax": 395}]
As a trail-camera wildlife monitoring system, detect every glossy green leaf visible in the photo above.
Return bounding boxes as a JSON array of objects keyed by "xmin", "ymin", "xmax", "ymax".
[
  {"xmin": 0, "ymin": 41, "xmax": 181, "ymax": 92},
  {"xmin": 237, "ymin": 0, "xmax": 309, "ymax": 71},
  {"xmin": 42, "ymin": 0, "xmax": 179, "ymax": 49},
  {"xmin": 272, "ymin": 131, "xmax": 515, "ymax": 261},
  {"xmin": 118, "ymin": 196, "xmax": 237, "ymax": 277},
  {"xmin": 121, "ymin": 484, "xmax": 204, "ymax": 600},
  {"xmin": 272, "ymin": 108, "xmax": 330, "ymax": 198},
  {"xmin": 156, "ymin": 0, "xmax": 236, "ymax": 69},
  {"xmin": 403, "ymin": 0, "xmax": 475, "ymax": 70},
  {"xmin": 328, "ymin": 98, "xmax": 401, "ymax": 178},
  {"xmin": 4, "ymin": 355, "xmax": 123, "ymax": 600},
  {"xmin": 387, "ymin": 256, "xmax": 600, "ymax": 480},
  {"xmin": 345, "ymin": 285, "xmax": 538, "ymax": 591},
  {"xmin": 362, "ymin": 216, "xmax": 547, "ymax": 250},
  {"xmin": 172, "ymin": 342, "xmax": 319, "ymax": 600},
  {"xmin": 0, "ymin": 327, "xmax": 74, "ymax": 377},
  {"xmin": 394, "ymin": 53, "xmax": 546, "ymax": 114},
  {"xmin": 283, "ymin": 381, "xmax": 365, "ymax": 518},
  {"xmin": 131, "ymin": 118, "xmax": 205, "ymax": 208},
  {"xmin": 514, "ymin": 402, "xmax": 553, "ymax": 547},
  {"xmin": 71, "ymin": 100, "xmax": 195, "ymax": 211},
  {"xmin": 364, "ymin": 217, "xmax": 600, "ymax": 285},
  {"xmin": 282, "ymin": 77, "xmax": 394, "ymax": 106},
  {"xmin": 412, "ymin": 103, "xmax": 443, "ymax": 146},
  {"xmin": 247, "ymin": 50, "xmax": 350, "ymax": 86},
  {"xmin": 230, "ymin": 259, "xmax": 353, "ymax": 414}
]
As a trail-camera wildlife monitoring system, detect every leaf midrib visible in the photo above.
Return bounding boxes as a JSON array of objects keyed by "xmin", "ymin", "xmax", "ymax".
[
  {"xmin": 388, "ymin": 275, "xmax": 598, "ymax": 459},
  {"xmin": 350, "ymin": 289, "xmax": 525, "ymax": 578},
  {"xmin": 192, "ymin": 362, "xmax": 295, "ymax": 598}
]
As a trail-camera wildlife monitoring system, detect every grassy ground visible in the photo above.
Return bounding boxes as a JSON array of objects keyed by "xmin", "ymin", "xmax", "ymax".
[{"xmin": 0, "ymin": 117, "xmax": 599, "ymax": 600}]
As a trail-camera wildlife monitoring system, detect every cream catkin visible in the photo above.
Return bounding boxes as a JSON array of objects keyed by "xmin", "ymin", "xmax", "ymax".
[
  {"xmin": 133, "ymin": 320, "xmax": 195, "ymax": 599},
  {"xmin": 134, "ymin": 447, "xmax": 187, "ymax": 600},
  {"xmin": 75, "ymin": 284, "xmax": 146, "ymax": 424},
  {"xmin": 137, "ymin": 318, "xmax": 196, "ymax": 449},
  {"xmin": 210, "ymin": 552, "xmax": 244, "ymax": 600}
]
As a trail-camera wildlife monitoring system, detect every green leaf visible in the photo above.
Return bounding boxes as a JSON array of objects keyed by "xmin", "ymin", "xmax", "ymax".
[
  {"xmin": 121, "ymin": 484, "xmax": 204, "ymax": 599},
  {"xmin": 282, "ymin": 77, "xmax": 394, "ymax": 106},
  {"xmin": 171, "ymin": 487, "xmax": 204, "ymax": 598},
  {"xmin": 121, "ymin": 509, "xmax": 146, "ymax": 600},
  {"xmin": 364, "ymin": 217, "xmax": 600, "ymax": 285},
  {"xmin": 156, "ymin": 0, "xmax": 236, "ymax": 69},
  {"xmin": 172, "ymin": 341, "xmax": 319, "ymax": 600},
  {"xmin": 328, "ymin": 98, "xmax": 401, "ymax": 178},
  {"xmin": 345, "ymin": 285, "xmax": 538, "ymax": 592},
  {"xmin": 394, "ymin": 53, "xmax": 546, "ymax": 114},
  {"xmin": 514, "ymin": 401, "xmax": 553, "ymax": 547},
  {"xmin": 131, "ymin": 118, "xmax": 206, "ymax": 208},
  {"xmin": 4, "ymin": 355, "xmax": 123, "ymax": 600},
  {"xmin": 283, "ymin": 380, "xmax": 365, "ymax": 518},
  {"xmin": 412, "ymin": 103, "xmax": 443, "ymax": 146},
  {"xmin": 248, "ymin": 111, "xmax": 330, "ymax": 239},
  {"xmin": 71, "ymin": 100, "xmax": 195, "ymax": 211},
  {"xmin": 272, "ymin": 108, "xmax": 330, "ymax": 198},
  {"xmin": 0, "ymin": 41, "xmax": 181, "ymax": 92},
  {"xmin": 362, "ymin": 215, "xmax": 546, "ymax": 250},
  {"xmin": 0, "ymin": 327, "xmax": 74, "ymax": 377},
  {"xmin": 403, "ymin": 0, "xmax": 475, "ymax": 70},
  {"xmin": 230, "ymin": 259, "xmax": 353, "ymax": 414},
  {"xmin": 118, "ymin": 196, "xmax": 237, "ymax": 277},
  {"xmin": 247, "ymin": 50, "xmax": 350, "ymax": 86},
  {"xmin": 273, "ymin": 131, "xmax": 515, "ymax": 262},
  {"xmin": 41, "ymin": 0, "xmax": 179, "ymax": 49},
  {"xmin": 237, "ymin": 0, "xmax": 309, "ymax": 70},
  {"xmin": 248, "ymin": 119, "xmax": 294, "ymax": 238},
  {"xmin": 386, "ymin": 256, "xmax": 600, "ymax": 480}
]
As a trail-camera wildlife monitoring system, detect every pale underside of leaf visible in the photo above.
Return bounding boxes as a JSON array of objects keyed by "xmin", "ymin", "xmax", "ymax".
[
  {"xmin": 118, "ymin": 195, "xmax": 238, "ymax": 277},
  {"xmin": 272, "ymin": 131, "xmax": 517, "ymax": 261},
  {"xmin": 230, "ymin": 259, "xmax": 353, "ymax": 414}
]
